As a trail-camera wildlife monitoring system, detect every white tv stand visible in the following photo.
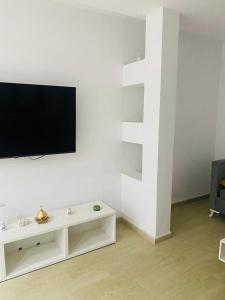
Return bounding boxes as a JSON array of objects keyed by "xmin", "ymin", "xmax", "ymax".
[{"xmin": 0, "ymin": 201, "xmax": 116, "ymax": 282}]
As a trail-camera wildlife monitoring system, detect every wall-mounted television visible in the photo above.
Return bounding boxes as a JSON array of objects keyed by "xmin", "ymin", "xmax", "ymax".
[{"xmin": 0, "ymin": 82, "xmax": 76, "ymax": 159}]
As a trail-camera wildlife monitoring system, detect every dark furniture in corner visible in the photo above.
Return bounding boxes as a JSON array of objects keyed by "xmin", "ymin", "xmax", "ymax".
[{"xmin": 209, "ymin": 159, "xmax": 225, "ymax": 217}]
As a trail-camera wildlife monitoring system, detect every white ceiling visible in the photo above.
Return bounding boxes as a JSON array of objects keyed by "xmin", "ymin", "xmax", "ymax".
[{"xmin": 57, "ymin": 0, "xmax": 225, "ymax": 41}]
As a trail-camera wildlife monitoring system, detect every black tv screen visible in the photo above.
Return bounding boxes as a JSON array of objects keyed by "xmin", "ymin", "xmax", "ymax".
[{"xmin": 0, "ymin": 82, "xmax": 76, "ymax": 158}]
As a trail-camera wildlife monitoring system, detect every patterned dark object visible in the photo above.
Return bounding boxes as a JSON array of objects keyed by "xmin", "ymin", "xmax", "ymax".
[
  {"xmin": 220, "ymin": 189, "xmax": 225, "ymax": 201},
  {"xmin": 93, "ymin": 205, "xmax": 101, "ymax": 211}
]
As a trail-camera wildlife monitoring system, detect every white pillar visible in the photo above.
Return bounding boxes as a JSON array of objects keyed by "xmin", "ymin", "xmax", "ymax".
[
  {"xmin": 142, "ymin": 7, "xmax": 179, "ymax": 238},
  {"xmin": 215, "ymin": 43, "xmax": 225, "ymax": 160}
]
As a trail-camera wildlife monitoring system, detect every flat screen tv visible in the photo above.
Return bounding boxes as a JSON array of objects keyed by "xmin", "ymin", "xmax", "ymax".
[{"xmin": 0, "ymin": 82, "xmax": 76, "ymax": 158}]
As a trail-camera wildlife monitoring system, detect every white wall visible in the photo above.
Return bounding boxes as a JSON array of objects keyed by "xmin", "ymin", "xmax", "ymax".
[
  {"xmin": 215, "ymin": 44, "xmax": 225, "ymax": 159},
  {"xmin": 0, "ymin": 0, "xmax": 145, "ymax": 219},
  {"xmin": 1, "ymin": 0, "xmax": 221, "ymax": 227},
  {"xmin": 172, "ymin": 33, "xmax": 222, "ymax": 203}
]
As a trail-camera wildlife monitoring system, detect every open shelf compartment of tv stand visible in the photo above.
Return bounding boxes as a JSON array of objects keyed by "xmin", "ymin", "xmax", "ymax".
[{"xmin": 0, "ymin": 201, "xmax": 116, "ymax": 282}]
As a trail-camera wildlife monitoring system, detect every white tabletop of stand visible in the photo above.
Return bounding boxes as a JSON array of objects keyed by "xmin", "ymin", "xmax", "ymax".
[{"xmin": 0, "ymin": 201, "xmax": 115, "ymax": 244}]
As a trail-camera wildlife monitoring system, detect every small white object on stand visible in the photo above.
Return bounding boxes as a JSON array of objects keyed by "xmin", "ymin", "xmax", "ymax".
[
  {"xmin": 18, "ymin": 218, "xmax": 30, "ymax": 228},
  {"xmin": 66, "ymin": 208, "xmax": 72, "ymax": 216}
]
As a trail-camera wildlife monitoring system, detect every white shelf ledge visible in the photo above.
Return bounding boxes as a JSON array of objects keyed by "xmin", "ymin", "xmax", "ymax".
[
  {"xmin": 122, "ymin": 60, "xmax": 146, "ymax": 87},
  {"xmin": 122, "ymin": 122, "xmax": 144, "ymax": 144},
  {"xmin": 122, "ymin": 171, "xmax": 142, "ymax": 182}
]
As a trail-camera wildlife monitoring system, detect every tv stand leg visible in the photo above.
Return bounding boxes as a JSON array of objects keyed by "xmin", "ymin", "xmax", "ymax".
[{"xmin": 209, "ymin": 209, "xmax": 220, "ymax": 218}]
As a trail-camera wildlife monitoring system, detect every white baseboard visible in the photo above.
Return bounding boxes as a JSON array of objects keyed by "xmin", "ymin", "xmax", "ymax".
[{"xmin": 117, "ymin": 213, "xmax": 172, "ymax": 245}]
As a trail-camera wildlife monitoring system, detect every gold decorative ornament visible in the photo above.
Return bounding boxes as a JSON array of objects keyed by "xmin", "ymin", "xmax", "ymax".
[{"xmin": 35, "ymin": 206, "xmax": 49, "ymax": 224}]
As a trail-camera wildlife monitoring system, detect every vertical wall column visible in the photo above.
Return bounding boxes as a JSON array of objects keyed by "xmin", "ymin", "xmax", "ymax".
[
  {"xmin": 215, "ymin": 43, "xmax": 225, "ymax": 160},
  {"xmin": 143, "ymin": 8, "xmax": 179, "ymax": 239}
]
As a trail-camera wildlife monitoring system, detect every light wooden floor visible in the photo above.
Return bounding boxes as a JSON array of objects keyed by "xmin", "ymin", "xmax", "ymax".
[{"xmin": 1, "ymin": 199, "xmax": 225, "ymax": 300}]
